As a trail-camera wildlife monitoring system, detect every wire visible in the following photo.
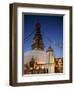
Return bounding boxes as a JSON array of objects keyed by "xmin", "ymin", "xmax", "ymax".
[
  {"xmin": 24, "ymin": 31, "xmax": 34, "ymax": 41},
  {"xmin": 42, "ymin": 31, "xmax": 63, "ymax": 49},
  {"xmin": 24, "ymin": 29, "xmax": 63, "ymax": 49}
]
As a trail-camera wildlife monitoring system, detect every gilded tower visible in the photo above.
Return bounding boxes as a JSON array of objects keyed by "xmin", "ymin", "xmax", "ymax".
[
  {"xmin": 32, "ymin": 23, "xmax": 45, "ymax": 50},
  {"xmin": 47, "ymin": 46, "xmax": 55, "ymax": 73}
]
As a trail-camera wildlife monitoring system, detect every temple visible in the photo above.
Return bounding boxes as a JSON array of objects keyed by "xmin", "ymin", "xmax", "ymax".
[{"xmin": 24, "ymin": 22, "xmax": 63, "ymax": 74}]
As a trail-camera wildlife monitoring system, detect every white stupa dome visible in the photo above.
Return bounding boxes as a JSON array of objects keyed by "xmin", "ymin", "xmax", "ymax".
[{"xmin": 24, "ymin": 50, "xmax": 48, "ymax": 64}]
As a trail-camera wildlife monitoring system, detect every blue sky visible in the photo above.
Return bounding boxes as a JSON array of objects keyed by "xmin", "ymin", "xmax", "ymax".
[{"xmin": 23, "ymin": 15, "xmax": 63, "ymax": 58}]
